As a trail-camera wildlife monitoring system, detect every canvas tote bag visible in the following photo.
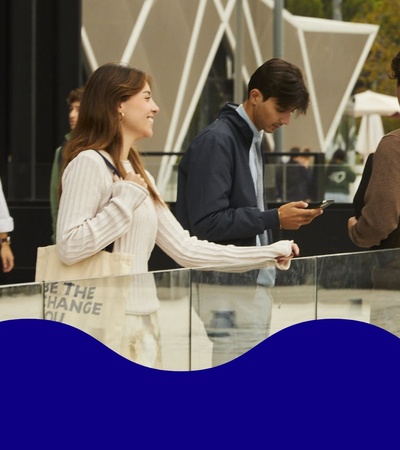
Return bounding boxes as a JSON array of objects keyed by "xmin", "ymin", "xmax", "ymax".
[
  {"xmin": 35, "ymin": 244, "xmax": 133, "ymax": 282},
  {"xmin": 35, "ymin": 151, "xmax": 134, "ymax": 353},
  {"xmin": 36, "ymin": 269, "xmax": 133, "ymax": 354}
]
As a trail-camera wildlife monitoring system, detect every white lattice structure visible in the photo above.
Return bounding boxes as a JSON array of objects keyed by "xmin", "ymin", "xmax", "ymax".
[{"xmin": 81, "ymin": 0, "xmax": 378, "ymax": 194}]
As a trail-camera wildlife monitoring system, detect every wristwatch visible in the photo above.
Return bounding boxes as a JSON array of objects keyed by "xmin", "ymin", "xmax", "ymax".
[{"xmin": 0, "ymin": 236, "xmax": 11, "ymax": 245}]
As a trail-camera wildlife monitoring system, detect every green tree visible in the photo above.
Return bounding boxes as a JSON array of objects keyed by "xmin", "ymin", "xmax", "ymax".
[
  {"xmin": 285, "ymin": 0, "xmax": 375, "ymax": 20},
  {"xmin": 285, "ymin": 0, "xmax": 324, "ymax": 18},
  {"xmin": 321, "ymin": 0, "xmax": 375, "ymax": 22},
  {"xmin": 352, "ymin": 0, "xmax": 400, "ymax": 96},
  {"xmin": 286, "ymin": 0, "xmax": 399, "ymax": 95},
  {"xmin": 285, "ymin": 0, "xmax": 400, "ymax": 137}
]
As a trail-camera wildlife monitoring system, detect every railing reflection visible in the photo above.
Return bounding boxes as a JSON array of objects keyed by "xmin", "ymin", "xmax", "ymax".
[
  {"xmin": 140, "ymin": 151, "xmax": 364, "ymax": 204},
  {"xmin": 0, "ymin": 248, "xmax": 398, "ymax": 370},
  {"xmin": 18, "ymin": 152, "xmax": 365, "ymax": 204}
]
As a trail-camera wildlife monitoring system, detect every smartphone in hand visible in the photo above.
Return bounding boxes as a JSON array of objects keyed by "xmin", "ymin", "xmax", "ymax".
[{"xmin": 307, "ymin": 200, "xmax": 335, "ymax": 210}]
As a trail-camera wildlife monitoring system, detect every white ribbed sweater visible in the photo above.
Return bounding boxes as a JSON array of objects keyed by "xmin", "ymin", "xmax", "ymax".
[
  {"xmin": 0, "ymin": 178, "xmax": 13, "ymax": 232},
  {"xmin": 57, "ymin": 150, "xmax": 294, "ymax": 314}
]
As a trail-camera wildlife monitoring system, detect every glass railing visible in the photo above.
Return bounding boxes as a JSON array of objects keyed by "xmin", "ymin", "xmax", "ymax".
[
  {"xmin": 8, "ymin": 156, "xmax": 365, "ymax": 204},
  {"xmin": 1, "ymin": 247, "xmax": 398, "ymax": 370},
  {"xmin": 141, "ymin": 154, "xmax": 364, "ymax": 204}
]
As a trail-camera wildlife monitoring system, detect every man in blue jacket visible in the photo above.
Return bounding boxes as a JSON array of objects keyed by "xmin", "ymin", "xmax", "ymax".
[{"xmin": 175, "ymin": 58, "xmax": 322, "ymax": 366}]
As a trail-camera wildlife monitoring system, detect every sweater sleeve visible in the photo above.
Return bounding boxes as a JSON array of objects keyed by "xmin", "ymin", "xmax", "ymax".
[
  {"xmin": 353, "ymin": 153, "xmax": 373, "ymax": 219},
  {"xmin": 57, "ymin": 150, "xmax": 148, "ymax": 265},
  {"xmin": 0, "ymin": 178, "xmax": 13, "ymax": 232},
  {"xmin": 155, "ymin": 204, "xmax": 294, "ymax": 272},
  {"xmin": 349, "ymin": 133, "xmax": 400, "ymax": 248}
]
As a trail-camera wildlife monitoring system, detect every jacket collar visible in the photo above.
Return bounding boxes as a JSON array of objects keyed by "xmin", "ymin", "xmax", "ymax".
[{"xmin": 218, "ymin": 102, "xmax": 254, "ymax": 143}]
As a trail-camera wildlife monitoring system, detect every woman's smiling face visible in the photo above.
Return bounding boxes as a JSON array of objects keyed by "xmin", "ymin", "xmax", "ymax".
[{"xmin": 120, "ymin": 82, "xmax": 160, "ymax": 142}]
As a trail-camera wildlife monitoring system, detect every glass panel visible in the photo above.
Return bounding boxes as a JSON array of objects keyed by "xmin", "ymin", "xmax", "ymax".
[
  {"xmin": 316, "ymin": 248, "xmax": 400, "ymax": 338},
  {"xmin": 141, "ymin": 154, "xmax": 180, "ymax": 203},
  {"xmin": 41, "ymin": 268, "xmax": 192, "ymax": 371},
  {"xmin": 6, "ymin": 162, "xmax": 53, "ymax": 201},
  {"xmin": 272, "ymin": 257, "xmax": 317, "ymax": 333},
  {"xmin": 192, "ymin": 258, "xmax": 317, "ymax": 368},
  {"xmin": 0, "ymin": 282, "xmax": 43, "ymax": 320},
  {"xmin": 2, "ymin": 249, "xmax": 400, "ymax": 370},
  {"xmin": 153, "ymin": 269, "xmax": 209, "ymax": 371},
  {"xmin": 268, "ymin": 161, "xmax": 360, "ymax": 204},
  {"xmin": 316, "ymin": 251, "xmax": 374, "ymax": 323},
  {"xmin": 137, "ymin": 152, "xmax": 365, "ymax": 206}
]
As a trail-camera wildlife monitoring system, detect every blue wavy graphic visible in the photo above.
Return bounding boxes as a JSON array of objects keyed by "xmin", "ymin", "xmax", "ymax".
[{"xmin": 0, "ymin": 318, "xmax": 398, "ymax": 448}]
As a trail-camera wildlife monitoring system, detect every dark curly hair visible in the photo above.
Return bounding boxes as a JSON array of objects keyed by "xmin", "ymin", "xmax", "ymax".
[
  {"xmin": 247, "ymin": 58, "xmax": 309, "ymax": 114},
  {"xmin": 389, "ymin": 51, "xmax": 400, "ymax": 85},
  {"xmin": 66, "ymin": 87, "xmax": 84, "ymax": 105}
]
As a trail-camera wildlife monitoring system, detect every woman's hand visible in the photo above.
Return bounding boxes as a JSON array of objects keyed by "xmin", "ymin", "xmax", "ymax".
[{"xmin": 276, "ymin": 241, "xmax": 299, "ymax": 265}]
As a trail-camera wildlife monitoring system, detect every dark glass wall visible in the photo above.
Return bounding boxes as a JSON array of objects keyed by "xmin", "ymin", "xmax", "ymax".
[
  {"xmin": 0, "ymin": 0, "xmax": 82, "ymax": 284},
  {"xmin": 0, "ymin": 0, "xmax": 82, "ymax": 201}
]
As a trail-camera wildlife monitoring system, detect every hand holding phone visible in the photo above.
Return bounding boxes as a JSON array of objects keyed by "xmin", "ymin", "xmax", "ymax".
[{"xmin": 307, "ymin": 200, "xmax": 335, "ymax": 210}]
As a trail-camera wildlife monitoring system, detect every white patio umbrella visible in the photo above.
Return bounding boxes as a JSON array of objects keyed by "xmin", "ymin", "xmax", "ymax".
[
  {"xmin": 345, "ymin": 89, "xmax": 400, "ymax": 117},
  {"xmin": 355, "ymin": 113, "xmax": 384, "ymax": 156},
  {"xmin": 345, "ymin": 90, "xmax": 400, "ymax": 157}
]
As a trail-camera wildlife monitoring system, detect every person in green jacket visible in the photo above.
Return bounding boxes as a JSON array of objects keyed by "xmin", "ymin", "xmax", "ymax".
[{"xmin": 49, "ymin": 87, "xmax": 84, "ymax": 243}]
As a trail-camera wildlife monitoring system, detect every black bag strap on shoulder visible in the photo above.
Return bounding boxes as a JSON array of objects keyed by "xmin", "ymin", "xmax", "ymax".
[
  {"xmin": 94, "ymin": 150, "xmax": 121, "ymax": 253},
  {"xmin": 95, "ymin": 150, "xmax": 122, "ymax": 179}
]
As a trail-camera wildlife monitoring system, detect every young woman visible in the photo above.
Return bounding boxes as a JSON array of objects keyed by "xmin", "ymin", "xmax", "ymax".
[
  {"xmin": 57, "ymin": 62, "xmax": 299, "ymax": 368},
  {"xmin": 348, "ymin": 50, "xmax": 400, "ymax": 249}
]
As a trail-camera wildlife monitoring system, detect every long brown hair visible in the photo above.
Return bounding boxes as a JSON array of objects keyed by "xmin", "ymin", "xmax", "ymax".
[{"xmin": 60, "ymin": 63, "xmax": 163, "ymax": 205}]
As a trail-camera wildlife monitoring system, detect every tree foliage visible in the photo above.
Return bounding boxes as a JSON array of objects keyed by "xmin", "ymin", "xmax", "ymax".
[
  {"xmin": 284, "ymin": 0, "xmax": 324, "ymax": 18},
  {"xmin": 351, "ymin": 0, "xmax": 400, "ymax": 96},
  {"xmin": 285, "ymin": 0, "xmax": 399, "ymax": 95}
]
